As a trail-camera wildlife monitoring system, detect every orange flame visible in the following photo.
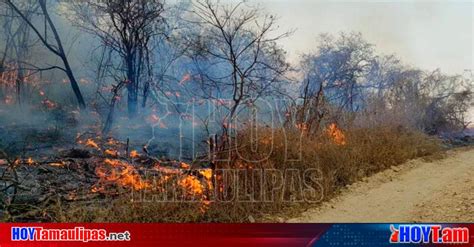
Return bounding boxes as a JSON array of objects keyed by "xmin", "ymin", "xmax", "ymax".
[
  {"xmin": 90, "ymin": 149, "xmax": 213, "ymax": 213},
  {"xmin": 49, "ymin": 162, "xmax": 64, "ymax": 167},
  {"xmin": 130, "ymin": 150, "xmax": 139, "ymax": 158},
  {"xmin": 104, "ymin": 149, "xmax": 119, "ymax": 157},
  {"xmin": 199, "ymin": 169, "xmax": 213, "ymax": 190},
  {"xmin": 178, "ymin": 175, "xmax": 204, "ymax": 195},
  {"xmin": 1, "ymin": 63, "xmax": 41, "ymax": 105},
  {"xmin": 327, "ymin": 123, "xmax": 346, "ymax": 145},
  {"xmin": 26, "ymin": 157, "xmax": 34, "ymax": 165},
  {"xmin": 85, "ymin": 138, "xmax": 100, "ymax": 150},
  {"xmin": 106, "ymin": 138, "xmax": 120, "ymax": 146},
  {"xmin": 95, "ymin": 159, "xmax": 150, "ymax": 190},
  {"xmin": 180, "ymin": 162, "xmax": 190, "ymax": 169}
]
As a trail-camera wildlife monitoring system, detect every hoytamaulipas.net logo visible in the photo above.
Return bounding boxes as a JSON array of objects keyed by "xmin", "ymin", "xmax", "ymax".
[
  {"xmin": 11, "ymin": 226, "xmax": 131, "ymax": 242},
  {"xmin": 390, "ymin": 224, "xmax": 469, "ymax": 244}
]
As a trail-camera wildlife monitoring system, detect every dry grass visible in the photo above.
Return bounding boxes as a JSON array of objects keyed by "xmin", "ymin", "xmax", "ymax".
[{"xmin": 54, "ymin": 125, "xmax": 441, "ymax": 222}]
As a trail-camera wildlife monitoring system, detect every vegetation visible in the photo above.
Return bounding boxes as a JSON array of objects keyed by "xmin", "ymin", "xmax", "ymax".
[
  {"xmin": 53, "ymin": 125, "xmax": 441, "ymax": 222},
  {"xmin": 0, "ymin": 0, "xmax": 471, "ymax": 222}
]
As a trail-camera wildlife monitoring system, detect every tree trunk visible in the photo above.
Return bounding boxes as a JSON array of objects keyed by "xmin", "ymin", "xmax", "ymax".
[
  {"xmin": 40, "ymin": 0, "xmax": 86, "ymax": 109},
  {"xmin": 103, "ymin": 97, "xmax": 117, "ymax": 135},
  {"xmin": 15, "ymin": 66, "xmax": 24, "ymax": 106},
  {"xmin": 127, "ymin": 86, "xmax": 138, "ymax": 119},
  {"xmin": 126, "ymin": 56, "xmax": 138, "ymax": 118},
  {"xmin": 62, "ymin": 58, "xmax": 86, "ymax": 109},
  {"xmin": 142, "ymin": 82, "xmax": 149, "ymax": 108}
]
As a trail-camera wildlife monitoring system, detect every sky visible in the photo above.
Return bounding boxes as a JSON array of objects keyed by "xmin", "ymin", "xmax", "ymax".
[
  {"xmin": 249, "ymin": 0, "xmax": 473, "ymax": 125},
  {"xmin": 252, "ymin": 0, "xmax": 473, "ymax": 73}
]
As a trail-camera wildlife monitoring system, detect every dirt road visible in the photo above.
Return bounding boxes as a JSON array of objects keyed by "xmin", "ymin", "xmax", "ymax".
[{"xmin": 289, "ymin": 147, "xmax": 474, "ymax": 222}]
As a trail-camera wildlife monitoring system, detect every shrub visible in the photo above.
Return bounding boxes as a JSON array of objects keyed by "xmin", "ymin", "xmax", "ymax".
[{"xmin": 56, "ymin": 124, "xmax": 441, "ymax": 222}]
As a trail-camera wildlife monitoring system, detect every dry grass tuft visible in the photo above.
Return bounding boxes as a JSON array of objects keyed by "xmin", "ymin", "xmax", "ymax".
[{"xmin": 54, "ymin": 125, "xmax": 441, "ymax": 222}]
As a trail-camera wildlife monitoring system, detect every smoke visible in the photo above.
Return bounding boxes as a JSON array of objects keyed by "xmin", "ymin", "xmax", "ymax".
[
  {"xmin": 1, "ymin": 0, "xmax": 472, "ymax": 161},
  {"xmin": 260, "ymin": 0, "xmax": 473, "ymax": 74}
]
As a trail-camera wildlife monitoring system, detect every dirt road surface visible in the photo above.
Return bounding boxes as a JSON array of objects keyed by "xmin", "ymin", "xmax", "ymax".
[{"xmin": 289, "ymin": 147, "xmax": 474, "ymax": 222}]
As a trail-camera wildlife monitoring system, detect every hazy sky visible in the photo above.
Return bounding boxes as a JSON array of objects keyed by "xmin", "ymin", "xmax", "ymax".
[
  {"xmin": 252, "ymin": 0, "xmax": 473, "ymax": 124},
  {"xmin": 250, "ymin": 0, "xmax": 473, "ymax": 75}
]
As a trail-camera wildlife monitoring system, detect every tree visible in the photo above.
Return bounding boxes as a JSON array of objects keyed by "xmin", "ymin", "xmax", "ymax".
[
  {"xmin": 296, "ymin": 33, "xmax": 374, "ymax": 132},
  {"xmin": 391, "ymin": 69, "xmax": 473, "ymax": 133},
  {"xmin": 186, "ymin": 0, "xmax": 291, "ymax": 128},
  {"xmin": 361, "ymin": 56, "xmax": 473, "ymax": 133},
  {"xmin": 3, "ymin": 0, "xmax": 86, "ymax": 109},
  {"xmin": 0, "ymin": 0, "xmax": 36, "ymax": 105},
  {"xmin": 302, "ymin": 33, "xmax": 374, "ymax": 113},
  {"xmin": 70, "ymin": 0, "xmax": 165, "ymax": 118}
]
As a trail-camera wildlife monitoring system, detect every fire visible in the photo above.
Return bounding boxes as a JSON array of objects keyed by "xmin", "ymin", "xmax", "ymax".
[
  {"xmin": 106, "ymin": 138, "xmax": 120, "ymax": 146},
  {"xmin": 104, "ymin": 158, "xmax": 120, "ymax": 167},
  {"xmin": 104, "ymin": 149, "xmax": 119, "ymax": 157},
  {"xmin": 327, "ymin": 123, "xmax": 346, "ymax": 145},
  {"xmin": 199, "ymin": 169, "xmax": 213, "ymax": 190},
  {"xmin": 180, "ymin": 162, "xmax": 190, "ymax": 169},
  {"xmin": 95, "ymin": 159, "xmax": 150, "ymax": 191},
  {"xmin": 82, "ymin": 135, "xmax": 214, "ymax": 213},
  {"xmin": 178, "ymin": 170, "xmax": 212, "ymax": 213},
  {"xmin": 90, "ymin": 186, "xmax": 103, "ymax": 193},
  {"xmin": 26, "ymin": 157, "xmax": 34, "ymax": 165},
  {"xmin": 178, "ymin": 175, "xmax": 204, "ymax": 196},
  {"xmin": 49, "ymin": 162, "xmax": 64, "ymax": 167},
  {"xmin": 130, "ymin": 150, "xmax": 139, "ymax": 158},
  {"xmin": 199, "ymin": 169, "xmax": 212, "ymax": 180},
  {"xmin": 0, "ymin": 65, "xmax": 16, "ymax": 85},
  {"xmin": 41, "ymin": 99, "xmax": 57, "ymax": 109},
  {"xmin": 0, "ymin": 63, "xmax": 42, "ymax": 105},
  {"xmin": 85, "ymin": 138, "xmax": 100, "ymax": 149}
]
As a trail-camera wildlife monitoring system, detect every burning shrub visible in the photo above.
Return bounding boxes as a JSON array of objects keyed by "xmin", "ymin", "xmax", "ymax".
[
  {"xmin": 196, "ymin": 124, "xmax": 441, "ymax": 222},
  {"xmin": 44, "ymin": 123, "xmax": 439, "ymax": 223},
  {"xmin": 1, "ymin": 120, "xmax": 441, "ymax": 223}
]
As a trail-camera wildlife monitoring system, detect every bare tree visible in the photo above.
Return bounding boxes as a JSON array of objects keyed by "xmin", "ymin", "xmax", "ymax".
[
  {"xmin": 186, "ymin": 0, "xmax": 291, "ymax": 129},
  {"xmin": 297, "ymin": 33, "xmax": 374, "ymax": 132},
  {"xmin": 306, "ymin": 33, "xmax": 374, "ymax": 110},
  {"xmin": 0, "ymin": 0, "xmax": 36, "ymax": 105},
  {"xmin": 359, "ymin": 55, "xmax": 473, "ymax": 133},
  {"xmin": 390, "ymin": 69, "xmax": 473, "ymax": 133},
  {"xmin": 70, "ymin": 0, "xmax": 165, "ymax": 118},
  {"xmin": 3, "ymin": 0, "xmax": 86, "ymax": 109}
]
